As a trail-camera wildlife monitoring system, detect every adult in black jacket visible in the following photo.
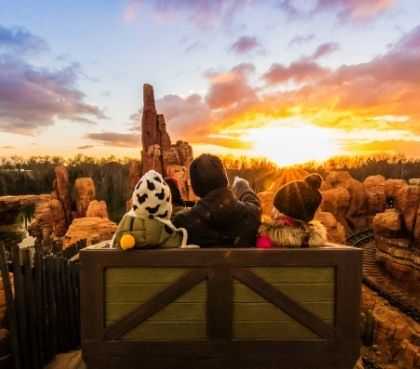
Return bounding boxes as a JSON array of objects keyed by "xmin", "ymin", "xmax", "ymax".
[{"xmin": 173, "ymin": 154, "xmax": 261, "ymax": 247}]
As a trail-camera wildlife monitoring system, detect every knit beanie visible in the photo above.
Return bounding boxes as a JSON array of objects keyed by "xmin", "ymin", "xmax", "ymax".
[
  {"xmin": 273, "ymin": 174, "xmax": 323, "ymax": 222},
  {"xmin": 189, "ymin": 154, "xmax": 229, "ymax": 198}
]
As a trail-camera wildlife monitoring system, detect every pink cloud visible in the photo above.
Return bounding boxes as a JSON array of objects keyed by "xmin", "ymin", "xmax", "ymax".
[
  {"xmin": 205, "ymin": 63, "xmax": 257, "ymax": 109},
  {"xmin": 230, "ymin": 35, "xmax": 261, "ymax": 54},
  {"xmin": 308, "ymin": 42, "xmax": 340, "ymax": 60},
  {"xmin": 314, "ymin": 0, "xmax": 394, "ymax": 20},
  {"xmin": 262, "ymin": 61, "xmax": 330, "ymax": 85}
]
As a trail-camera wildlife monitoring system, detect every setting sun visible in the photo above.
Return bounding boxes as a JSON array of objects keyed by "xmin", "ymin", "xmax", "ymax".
[{"xmin": 245, "ymin": 121, "xmax": 341, "ymax": 166}]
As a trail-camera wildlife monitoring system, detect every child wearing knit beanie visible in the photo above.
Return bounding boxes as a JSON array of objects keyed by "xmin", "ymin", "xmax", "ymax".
[{"xmin": 257, "ymin": 174, "xmax": 327, "ymax": 248}]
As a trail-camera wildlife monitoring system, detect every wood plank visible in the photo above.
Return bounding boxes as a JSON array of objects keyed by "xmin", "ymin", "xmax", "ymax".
[
  {"xmin": 250, "ymin": 267, "xmax": 334, "ymax": 283},
  {"xmin": 23, "ymin": 249, "xmax": 39, "ymax": 369},
  {"xmin": 232, "ymin": 268, "xmax": 335, "ymax": 340},
  {"xmin": 106, "ymin": 282, "xmax": 206, "ymax": 303},
  {"xmin": 0, "ymin": 243, "xmax": 21, "ymax": 369},
  {"xmin": 233, "ymin": 321, "xmax": 319, "ymax": 340},
  {"xmin": 233, "ymin": 282, "xmax": 334, "ymax": 303},
  {"xmin": 233, "ymin": 302, "xmax": 334, "ymax": 322},
  {"xmin": 80, "ymin": 246, "xmax": 361, "ymax": 269},
  {"xmin": 207, "ymin": 265, "xmax": 232, "ymax": 340},
  {"xmin": 104, "ymin": 269, "xmax": 208, "ymax": 340},
  {"xmin": 13, "ymin": 247, "xmax": 30, "ymax": 369},
  {"xmin": 123, "ymin": 321, "xmax": 207, "ymax": 341},
  {"xmin": 106, "ymin": 302, "xmax": 206, "ymax": 323},
  {"xmin": 106, "ymin": 268, "xmax": 188, "ymax": 284}
]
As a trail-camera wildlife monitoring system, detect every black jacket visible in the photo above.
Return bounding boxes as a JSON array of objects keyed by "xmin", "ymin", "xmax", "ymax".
[{"xmin": 173, "ymin": 187, "xmax": 261, "ymax": 247}]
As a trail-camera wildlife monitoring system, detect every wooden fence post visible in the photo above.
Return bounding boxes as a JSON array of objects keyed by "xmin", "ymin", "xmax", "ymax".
[{"xmin": 0, "ymin": 242, "xmax": 21, "ymax": 369}]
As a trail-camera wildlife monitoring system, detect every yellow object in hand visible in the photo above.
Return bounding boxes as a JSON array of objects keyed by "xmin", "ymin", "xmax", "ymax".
[{"xmin": 120, "ymin": 233, "xmax": 136, "ymax": 250}]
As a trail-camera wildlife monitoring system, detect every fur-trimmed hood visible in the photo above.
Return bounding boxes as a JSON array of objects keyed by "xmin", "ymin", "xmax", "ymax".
[{"xmin": 259, "ymin": 220, "xmax": 328, "ymax": 248}]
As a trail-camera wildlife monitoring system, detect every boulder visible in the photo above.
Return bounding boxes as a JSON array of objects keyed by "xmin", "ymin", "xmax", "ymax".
[
  {"xmin": 63, "ymin": 217, "xmax": 117, "ymax": 249},
  {"xmin": 372, "ymin": 209, "xmax": 402, "ymax": 237},
  {"xmin": 86, "ymin": 200, "xmax": 109, "ymax": 218},
  {"xmin": 385, "ymin": 179, "xmax": 407, "ymax": 202},
  {"xmin": 315, "ymin": 211, "xmax": 346, "ymax": 244},
  {"xmin": 375, "ymin": 236, "xmax": 419, "ymax": 281},
  {"xmin": 53, "ymin": 165, "xmax": 72, "ymax": 226},
  {"xmin": 408, "ymin": 178, "xmax": 420, "ymax": 186},
  {"xmin": 74, "ymin": 177, "xmax": 96, "ymax": 218},
  {"xmin": 395, "ymin": 185, "xmax": 420, "ymax": 233},
  {"xmin": 361, "ymin": 287, "xmax": 420, "ymax": 369},
  {"xmin": 28, "ymin": 200, "xmax": 53, "ymax": 240},
  {"xmin": 324, "ymin": 171, "xmax": 367, "ymax": 218},
  {"xmin": 363, "ymin": 175, "xmax": 386, "ymax": 214},
  {"xmin": 320, "ymin": 187, "xmax": 351, "ymax": 229},
  {"xmin": 49, "ymin": 198, "xmax": 67, "ymax": 237}
]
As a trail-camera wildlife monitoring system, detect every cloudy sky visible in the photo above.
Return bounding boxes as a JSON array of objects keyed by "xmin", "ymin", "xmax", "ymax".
[{"xmin": 1, "ymin": 0, "xmax": 420, "ymax": 164}]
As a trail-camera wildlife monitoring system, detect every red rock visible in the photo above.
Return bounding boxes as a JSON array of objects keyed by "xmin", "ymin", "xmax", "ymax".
[
  {"xmin": 372, "ymin": 209, "xmax": 401, "ymax": 237},
  {"xmin": 385, "ymin": 179, "xmax": 407, "ymax": 201},
  {"xmin": 49, "ymin": 198, "xmax": 67, "ymax": 237},
  {"xmin": 63, "ymin": 217, "xmax": 117, "ymax": 249},
  {"xmin": 315, "ymin": 211, "xmax": 346, "ymax": 244},
  {"xmin": 86, "ymin": 200, "xmax": 109, "ymax": 218},
  {"xmin": 324, "ymin": 171, "xmax": 367, "ymax": 218},
  {"xmin": 74, "ymin": 177, "xmax": 96, "ymax": 218},
  {"xmin": 54, "ymin": 165, "xmax": 72, "ymax": 226},
  {"xmin": 139, "ymin": 84, "xmax": 194, "ymax": 199},
  {"xmin": 361, "ymin": 286, "xmax": 420, "ymax": 368},
  {"xmin": 364, "ymin": 175, "xmax": 386, "ymax": 214},
  {"xmin": 395, "ymin": 185, "xmax": 420, "ymax": 233}
]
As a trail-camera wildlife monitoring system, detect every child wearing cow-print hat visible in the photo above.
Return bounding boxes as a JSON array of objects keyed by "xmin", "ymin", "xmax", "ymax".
[{"xmin": 112, "ymin": 170, "xmax": 191, "ymax": 250}]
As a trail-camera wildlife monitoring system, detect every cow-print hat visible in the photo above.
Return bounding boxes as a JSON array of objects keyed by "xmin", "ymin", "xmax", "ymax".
[{"xmin": 129, "ymin": 170, "xmax": 187, "ymax": 246}]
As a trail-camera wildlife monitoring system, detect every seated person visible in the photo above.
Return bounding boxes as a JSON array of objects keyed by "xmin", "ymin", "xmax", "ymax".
[
  {"xmin": 113, "ymin": 170, "xmax": 189, "ymax": 250},
  {"xmin": 257, "ymin": 174, "xmax": 327, "ymax": 248},
  {"xmin": 173, "ymin": 154, "xmax": 261, "ymax": 247}
]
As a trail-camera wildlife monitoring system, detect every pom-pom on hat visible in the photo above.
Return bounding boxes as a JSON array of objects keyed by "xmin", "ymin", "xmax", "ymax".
[
  {"xmin": 190, "ymin": 154, "xmax": 229, "ymax": 198},
  {"xmin": 273, "ymin": 174, "xmax": 323, "ymax": 222}
]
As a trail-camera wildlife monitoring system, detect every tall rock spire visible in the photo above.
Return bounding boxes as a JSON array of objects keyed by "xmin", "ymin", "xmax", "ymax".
[{"xmin": 139, "ymin": 83, "xmax": 195, "ymax": 200}]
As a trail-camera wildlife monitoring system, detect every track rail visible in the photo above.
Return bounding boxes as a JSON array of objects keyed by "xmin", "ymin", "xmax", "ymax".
[{"xmin": 348, "ymin": 230, "xmax": 420, "ymax": 323}]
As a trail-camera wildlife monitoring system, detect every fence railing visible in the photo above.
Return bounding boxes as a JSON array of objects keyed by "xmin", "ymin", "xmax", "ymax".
[{"xmin": 0, "ymin": 242, "xmax": 81, "ymax": 369}]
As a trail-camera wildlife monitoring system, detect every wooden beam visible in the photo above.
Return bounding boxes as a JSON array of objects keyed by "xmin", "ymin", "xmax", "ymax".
[{"xmin": 206, "ymin": 265, "xmax": 233, "ymax": 340}]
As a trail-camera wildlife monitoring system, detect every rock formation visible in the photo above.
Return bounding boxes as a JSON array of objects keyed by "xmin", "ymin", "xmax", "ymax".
[
  {"xmin": 140, "ymin": 84, "xmax": 194, "ymax": 200},
  {"xmin": 53, "ymin": 165, "xmax": 72, "ymax": 226},
  {"xmin": 361, "ymin": 286, "xmax": 420, "ymax": 369},
  {"xmin": 363, "ymin": 175, "xmax": 386, "ymax": 214},
  {"xmin": 86, "ymin": 200, "xmax": 109, "ymax": 218},
  {"xmin": 74, "ymin": 177, "xmax": 96, "ymax": 218},
  {"xmin": 63, "ymin": 217, "xmax": 117, "ymax": 249},
  {"xmin": 315, "ymin": 211, "xmax": 346, "ymax": 244}
]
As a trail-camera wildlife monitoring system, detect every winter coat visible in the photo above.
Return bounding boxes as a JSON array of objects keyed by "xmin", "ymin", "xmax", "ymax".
[
  {"xmin": 258, "ymin": 219, "xmax": 328, "ymax": 248},
  {"xmin": 113, "ymin": 213, "xmax": 184, "ymax": 248},
  {"xmin": 173, "ymin": 187, "xmax": 261, "ymax": 247}
]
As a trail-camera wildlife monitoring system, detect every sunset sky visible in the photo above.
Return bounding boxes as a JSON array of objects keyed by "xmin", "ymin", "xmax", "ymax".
[{"xmin": 1, "ymin": 0, "xmax": 420, "ymax": 165}]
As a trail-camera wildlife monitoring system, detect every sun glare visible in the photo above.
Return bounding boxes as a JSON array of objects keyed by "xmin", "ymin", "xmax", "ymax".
[{"xmin": 246, "ymin": 121, "xmax": 341, "ymax": 166}]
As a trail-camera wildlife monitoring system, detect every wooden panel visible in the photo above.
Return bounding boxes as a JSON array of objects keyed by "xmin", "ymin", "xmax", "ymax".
[
  {"xmin": 105, "ymin": 267, "xmax": 207, "ymax": 341},
  {"xmin": 107, "ymin": 302, "xmax": 206, "ymax": 323},
  {"xmin": 123, "ymin": 321, "xmax": 206, "ymax": 341},
  {"xmin": 250, "ymin": 267, "xmax": 334, "ymax": 283},
  {"xmin": 232, "ymin": 281, "xmax": 332, "ymax": 341},
  {"xmin": 234, "ymin": 302, "xmax": 333, "ymax": 323}
]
